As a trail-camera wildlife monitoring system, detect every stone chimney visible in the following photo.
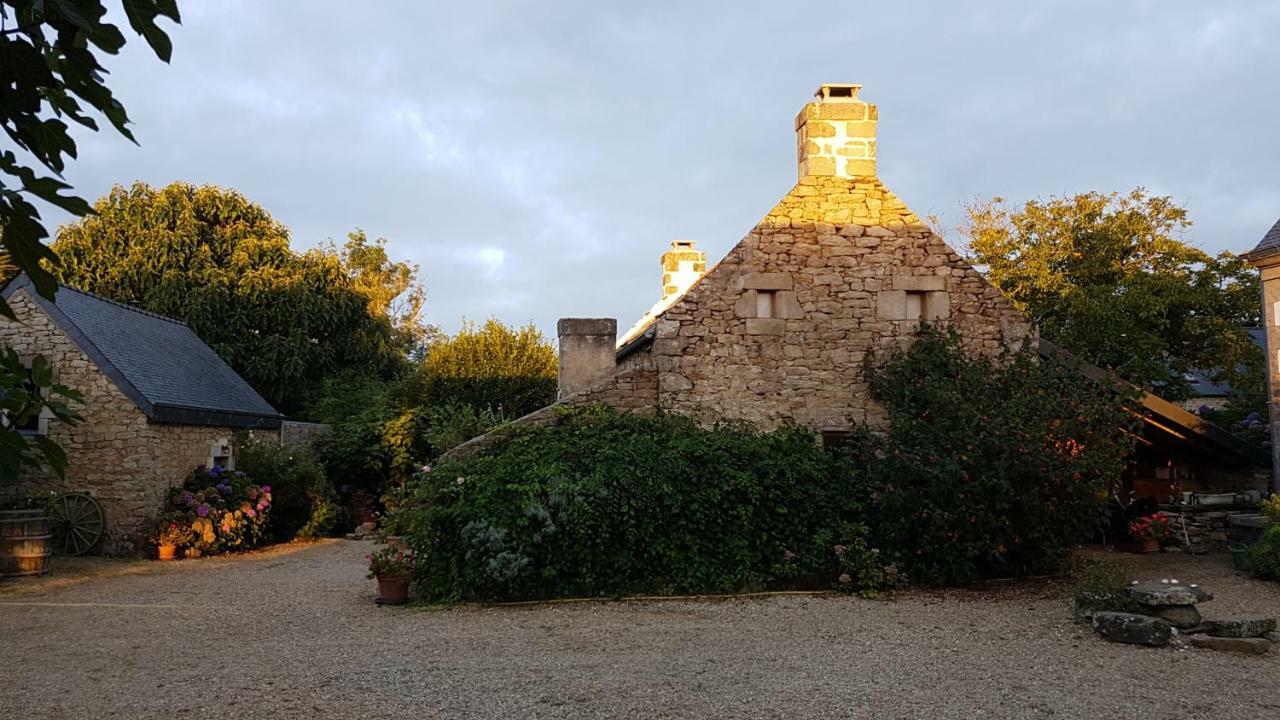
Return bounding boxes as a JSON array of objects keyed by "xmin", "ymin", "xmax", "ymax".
[
  {"xmin": 795, "ymin": 83, "xmax": 877, "ymax": 180},
  {"xmin": 661, "ymin": 240, "xmax": 707, "ymax": 303},
  {"xmin": 556, "ymin": 318, "xmax": 617, "ymax": 399}
]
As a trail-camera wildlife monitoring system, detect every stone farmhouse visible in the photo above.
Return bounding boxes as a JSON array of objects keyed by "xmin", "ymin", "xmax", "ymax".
[
  {"xmin": 1, "ymin": 274, "xmax": 282, "ymax": 553},
  {"xmin": 449, "ymin": 84, "xmax": 1270, "ymax": 512},
  {"xmin": 453, "ymin": 83, "xmax": 1033, "ymax": 455}
]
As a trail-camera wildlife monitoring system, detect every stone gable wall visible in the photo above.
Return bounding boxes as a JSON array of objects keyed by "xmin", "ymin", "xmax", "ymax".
[
  {"xmin": 0, "ymin": 288, "xmax": 241, "ymax": 554},
  {"xmin": 644, "ymin": 175, "xmax": 1032, "ymax": 430}
]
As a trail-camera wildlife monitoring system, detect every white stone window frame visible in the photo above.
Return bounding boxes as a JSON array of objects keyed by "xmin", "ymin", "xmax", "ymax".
[
  {"xmin": 208, "ymin": 437, "xmax": 235, "ymax": 470},
  {"xmin": 736, "ymin": 273, "xmax": 804, "ymax": 336}
]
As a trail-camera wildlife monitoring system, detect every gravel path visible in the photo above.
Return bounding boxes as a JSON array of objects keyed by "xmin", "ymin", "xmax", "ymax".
[{"xmin": 1, "ymin": 540, "xmax": 1277, "ymax": 719}]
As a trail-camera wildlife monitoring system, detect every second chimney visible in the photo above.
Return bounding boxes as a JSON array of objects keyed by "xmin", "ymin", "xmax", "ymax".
[
  {"xmin": 661, "ymin": 240, "xmax": 707, "ymax": 303},
  {"xmin": 556, "ymin": 318, "xmax": 617, "ymax": 399},
  {"xmin": 795, "ymin": 84, "xmax": 877, "ymax": 180}
]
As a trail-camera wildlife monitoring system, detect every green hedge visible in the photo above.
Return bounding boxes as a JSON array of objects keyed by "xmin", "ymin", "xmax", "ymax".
[
  {"xmin": 397, "ymin": 327, "xmax": 1134, "ymax": 601},
  {"xmin": 404, "ymin": 409, "xmax": 869, "ymax": 601}
]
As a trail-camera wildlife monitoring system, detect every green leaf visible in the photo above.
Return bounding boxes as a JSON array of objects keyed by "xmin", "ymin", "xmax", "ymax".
[{"xmin": 122, "ymin": 0, "xmax": 179, "ymax": 62}]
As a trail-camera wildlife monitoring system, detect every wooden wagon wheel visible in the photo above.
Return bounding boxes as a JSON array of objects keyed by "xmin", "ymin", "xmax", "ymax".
[{"xmin": 48, "ymin": 492, "xmax": 105, "ymax": 556}]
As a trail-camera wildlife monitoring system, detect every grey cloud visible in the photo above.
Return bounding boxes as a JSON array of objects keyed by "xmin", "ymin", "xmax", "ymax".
[{"xmin": 43, "ymin": 0, "xmax": 1280, "ymax": 337}]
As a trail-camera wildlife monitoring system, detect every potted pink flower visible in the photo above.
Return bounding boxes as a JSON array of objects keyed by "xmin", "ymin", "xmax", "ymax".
[
  {"xmin": 367, "ymin": 545, "xmax": 415, "ymax": 604},
  {"xmin": 1128, "ymin": 512, "xmax": 1174, "ymax": 553}
]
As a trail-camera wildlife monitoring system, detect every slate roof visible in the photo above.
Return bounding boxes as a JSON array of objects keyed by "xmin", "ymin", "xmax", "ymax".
[
  {"xmin": 2, "ymin": 274, "xmax": 281, "ymax": 429},
  {"xmin": 1244, "ymin": 216, "xmax": 1280, "ymax": 261},
  {"xmin": 1038, "ymin": 339, "xmax": 1269, "ymax": 469}
]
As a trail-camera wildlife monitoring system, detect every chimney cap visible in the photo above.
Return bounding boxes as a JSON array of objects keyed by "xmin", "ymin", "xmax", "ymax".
[{"xmin": 814, "ymin": 84, "xmax": 862, "ymax": 102}]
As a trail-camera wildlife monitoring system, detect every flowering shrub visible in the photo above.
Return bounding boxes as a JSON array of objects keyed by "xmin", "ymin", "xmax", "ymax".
[
  {"xmin": 367, "ymin": 545, "xmax": 416, "ymax": 579},
  {"xmin": 828, "ymin": 528, "xmax": 898, "ymax": 599},
  {"xmin": 163, "ymin": 465, "xmax": 273, "ymax": 557},
  {"xmin": 1261, "ymin": 494, "xmax": 1280, "ymax": 526},
  {"xmin": 234, "ymin": 434, "xmax": 336, "ymax": 541},
  {"xmin": 1128, "ymin": 512, "xmax": 1174, "ymax": 543},
  {"xmin": 151, "ymin": 513, "xmax": 192, "ymax": 548}
]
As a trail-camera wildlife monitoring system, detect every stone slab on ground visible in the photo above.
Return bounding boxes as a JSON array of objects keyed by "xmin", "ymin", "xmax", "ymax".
[
  {"xmin": 1202, "ymin": 618, "xmax": 1277, "ymax": 638},
  {"xmin": 1153, "ymin": 605, "xmax": 1201, "ymax": 628},
  {"xmin": 1185, "ymin": 635, "xmax": 1274, "ymax": 655},
  {"xmin": 1092, "ymin": 612, "xmax": 1172, "ymax": 647},
  {"xmin": 1127, "ymin": 582, "xmax": 1212, "ymax": 607}
]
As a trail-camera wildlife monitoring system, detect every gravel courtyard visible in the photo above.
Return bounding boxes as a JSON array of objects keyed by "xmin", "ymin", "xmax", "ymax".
[{"xmin": 1, "ymin": 540, "xmax": 1276, "ymax": 719}]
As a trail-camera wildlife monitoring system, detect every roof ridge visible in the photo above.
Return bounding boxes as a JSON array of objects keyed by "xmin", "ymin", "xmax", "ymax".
[{"xmin": 57, "ymin": 283, "xmax": 191, "ymax": 327}]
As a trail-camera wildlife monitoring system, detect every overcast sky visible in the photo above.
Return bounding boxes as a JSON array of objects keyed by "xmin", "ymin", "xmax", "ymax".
[{"xmin": 47, "ymin": 0, "xmax": 1280, "ymax": 338}]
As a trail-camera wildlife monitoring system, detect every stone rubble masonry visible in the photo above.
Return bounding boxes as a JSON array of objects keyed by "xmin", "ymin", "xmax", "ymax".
[
  {"xmin": 0, "ymin": 288, "xmax": 244, "ymax": 554},
  {"xmin": 557, "ymin": 318, "xmax": 619, "ymax": 400},
  {"xmin": 796, "ymin": 84, "xmax": 879, "ymax": 180},
  {"xmin": 629, "ymin": 173, "xmax": 1033, "ymax": 432},
  {"xmin": 661, "ymin": 241, "xmax": 708, "ymax": 303}
]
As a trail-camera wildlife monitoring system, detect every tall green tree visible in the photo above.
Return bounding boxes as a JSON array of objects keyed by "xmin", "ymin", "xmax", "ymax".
[
  {"xmin": 963, "ymin": 189, "xmax": 1262, "ymax": 401},
  {"xmin": 52, "ymin": 182, "xmax": 423, "ymax": 413},
  {"xmin": 329, "ymin": 229, "xmax": 431, "ymax": 348}
]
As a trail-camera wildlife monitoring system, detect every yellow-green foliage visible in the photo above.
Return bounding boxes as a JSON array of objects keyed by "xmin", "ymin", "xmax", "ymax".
[
  {"xmin": 1262, "ymin": 494, "xmax": 1280, "ymax": 525},
  {"xmin": 964, "ymin": 189, "xmax": 1262, "ymax": 401},
  {"xmin": 52, "ymin": 182, "xmax": 425, "ymax": 413},
  {"xmin": 414, "ymin": 318, "xmax": 557, "ymax": 417}
]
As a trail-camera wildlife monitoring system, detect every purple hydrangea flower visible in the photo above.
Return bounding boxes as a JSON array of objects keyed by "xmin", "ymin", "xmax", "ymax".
[
  {"xmin": 260, "ymin": 485, "xmax": 271, "ymax": 494},
  {"xmin": 197, "ymin": 505, "xmax": 210, "ymax": 518}
]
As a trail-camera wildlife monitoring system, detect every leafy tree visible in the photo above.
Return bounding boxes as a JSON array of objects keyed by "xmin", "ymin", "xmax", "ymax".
[
  {"xmin": 1, "ymin": 1, "xmax": 177, "ymax": 481},
  {"xmin": 411, "ymin": 318, "xmax": 557, "ymax": 418},
  {"xmin": 0, "ymin": 349, "xmax": 83, "ymax": 483},
  {"xmin": 333, "ymin": 230, "xmax": 431, "ymax": 349},
  {"xmin": 0, "ymin": 0, "xmax": 179, "ymax": 317},
  {"xmin": 52, "ymin": 182, "xmax": 421, "ymax": 413},
  {"xmin": 963, "ymin": 189, "xmax": 1262, "ymax": 401}
]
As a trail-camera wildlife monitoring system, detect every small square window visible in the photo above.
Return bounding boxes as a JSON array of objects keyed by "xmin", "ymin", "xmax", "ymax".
[
  {"xmin": 756, "ymin": 290, "xmax": 776, "ymax": 319},
  {"xmin": 820, "ymin": 430, "xmax": 852, "ymax": 451},
  {"xmin": 905, "ymin": 291, "xmax": 926, "ymax": 321}
]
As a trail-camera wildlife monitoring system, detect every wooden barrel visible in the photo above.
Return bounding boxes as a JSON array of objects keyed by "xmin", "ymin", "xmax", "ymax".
[{"xmin": 0, "ymin": 509, "xmax": 52, "ymax": 577}]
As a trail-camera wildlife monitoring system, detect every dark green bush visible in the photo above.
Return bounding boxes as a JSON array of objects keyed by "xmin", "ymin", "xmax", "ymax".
[
  {"xmin": 396, "ymin": 327, "xmax": 1133, "ymax": 600},
  {"xmin": 403, "ymin": 408, "xmax": 878, "ymax": 602},
  {"xmin": 857, "ymin": 328, "xmax": 1136, "ymax": 584},
  {"xmin": 235, "ymin": 434, "xmax": 337, "ymax": 541},
  {"xmin": 1246, "ymin": 525, "xmax": 1280, "ymax": 581}
]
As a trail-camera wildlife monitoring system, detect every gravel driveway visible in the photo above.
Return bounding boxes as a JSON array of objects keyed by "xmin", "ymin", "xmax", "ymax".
[{"xmin": 1, "ymin": 540, "xmax": 1276, "ymax": 719}]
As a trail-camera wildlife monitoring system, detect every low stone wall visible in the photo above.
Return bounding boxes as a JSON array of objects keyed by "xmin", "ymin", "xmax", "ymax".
[
  {"xmin": 279, "ymin": 420, "xmax": 331, "ymax": 448},
  {"xmin": 441, "ymin": 366, "xmax": 659, "ymax": 462},
  {"xmin": 1166, "ymin": 506, "xmax": 1265, "ymax": 552}
]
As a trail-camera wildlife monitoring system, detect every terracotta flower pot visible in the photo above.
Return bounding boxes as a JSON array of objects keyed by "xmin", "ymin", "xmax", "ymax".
[
  {"xmin": 1138, "ymin": 538, "xmax": 1160, "ymax": 553},
  {"xmin": 376, "ymin": 574, "xmax": 410, "ymax": 605},
  {"xmin": 157, "ymin": 545, "xmax": 177, "ymax": 561}
]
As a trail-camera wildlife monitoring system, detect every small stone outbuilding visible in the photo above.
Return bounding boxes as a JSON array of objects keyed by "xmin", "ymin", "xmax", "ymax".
[{"xmin": 1, "ymin": 274, "xmax": 281, "ymax": 553}]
